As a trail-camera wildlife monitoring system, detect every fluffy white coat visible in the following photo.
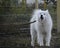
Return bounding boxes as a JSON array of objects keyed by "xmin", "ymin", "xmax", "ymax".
[{"xmin": 30, "ymin": 9, "xmax": 53, "ymax": 46}]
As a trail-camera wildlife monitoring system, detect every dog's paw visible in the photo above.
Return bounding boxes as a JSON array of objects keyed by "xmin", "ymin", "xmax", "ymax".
[
  {"xmin": 45, "ymin": 43, "xmax": 50, "ymax": 46},
  {"xmin": 31, "ymin": 42, "xmax": 34, "ymax": 47}
]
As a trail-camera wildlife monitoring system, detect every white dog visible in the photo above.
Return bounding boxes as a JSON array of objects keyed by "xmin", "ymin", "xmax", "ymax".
[{"xmin": 30, "ymin": 9, "xmax": 53, "ymax": 46}]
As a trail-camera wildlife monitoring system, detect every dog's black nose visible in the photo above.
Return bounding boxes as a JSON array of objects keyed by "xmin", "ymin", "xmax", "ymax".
[{"xmin": 40, "ymin": 15, "xmax": 43, "ymax": 20}]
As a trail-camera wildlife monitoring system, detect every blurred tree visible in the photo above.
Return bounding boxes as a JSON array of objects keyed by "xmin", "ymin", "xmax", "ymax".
[
  {"xmin": 44, "ymin": 0, "xmax": 47, "ymax": 10},
  {"xmin": 0, "ymin": 0, "xmax": 11, "ymax": 14},
  {"xmin": 35, "ymin": 0, "xmax": 38, "ymax": 9},
  {"xmin": 57, "ymin": 0, "xmax": 60, "ymax": 32},
  {"xmin": 22, "ymin": 0, "xmax": 26, "ymax": 13}
]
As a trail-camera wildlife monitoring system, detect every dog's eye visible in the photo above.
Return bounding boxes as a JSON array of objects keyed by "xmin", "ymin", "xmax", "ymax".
[
  {"xmin": 44, "ymin": 13, "xmax": 45, "ymax": 15},
  {"xmin": 40, "ymin": 13, "xmax": 41, "ymax": 15}
]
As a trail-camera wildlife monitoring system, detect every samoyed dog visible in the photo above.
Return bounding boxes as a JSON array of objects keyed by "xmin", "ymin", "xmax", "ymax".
[{"xmin": 30, "ymin": 9, "xmax": 53, "ymax": 46}]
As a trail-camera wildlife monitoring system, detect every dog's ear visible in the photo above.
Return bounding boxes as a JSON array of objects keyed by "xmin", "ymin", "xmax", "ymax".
[
  {"xmin": 46, "ymin": 10, "xmax": 49, "ymax": 14},
  {"xmin": 46, "ymin": 9, "xmax": 48, "ymax": 12},
  {"xmin": 40, "ymin": 9, "xmax": 41, "ymax": 11}
]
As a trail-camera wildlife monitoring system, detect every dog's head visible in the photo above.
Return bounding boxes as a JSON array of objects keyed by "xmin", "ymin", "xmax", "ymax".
[{"xmin": 35, "ymin": 9, "xmax": 49, "ymax": 22}]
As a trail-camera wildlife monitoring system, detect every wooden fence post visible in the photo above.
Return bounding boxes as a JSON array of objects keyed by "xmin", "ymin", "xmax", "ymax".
[
  {"xmin": 35, "ymin": 0, "xmax": 38, "ymax": 9},
  {"xmin": 57, "ymin": 0, "xmax": 60, "ymax": 32}
]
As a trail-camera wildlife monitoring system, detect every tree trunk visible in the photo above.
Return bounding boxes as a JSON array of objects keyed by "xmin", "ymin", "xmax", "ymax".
[
  {"xmin": 57, "ymin": 0, "xmax": 60, "ymax": 32},
  {"xmin": 44, "ymin": 0, "xmax": 47, "ymax": 10},
  {"xmin": 22, "ymin": 0, "xmax": 26, "ymax": 11},
  {"xmin": 35, "ymin": 0, "xmax": 38, "ymax": 9}
]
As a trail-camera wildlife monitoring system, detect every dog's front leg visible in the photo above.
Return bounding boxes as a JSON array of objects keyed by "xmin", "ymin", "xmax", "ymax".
[
  {"xmin": 37, "ymin": 31, "xmax": 44, "ymax": 46},
  {"xmin": 30, "ymin": 26, "xmax": 36, "ymax": 47},
  {"xmin": 45, "ymin": 31, "xmax": 51, "ymax": 46}
]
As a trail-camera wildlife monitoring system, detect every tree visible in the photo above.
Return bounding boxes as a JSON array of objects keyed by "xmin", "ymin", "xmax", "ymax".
[
  {"xmin": 44, "ymin": 0, "xmax": 47, "ymax": 9},
  {"xmin": 35, "ymin": 0, "xmax": 38, "ymax": 9},
  {"xmin": 57, "ymin": 0, "xmax": 60, "ymax": 32},
  {"xmin": 22, "ymin": 0, "xmax": 26, "ymax": 12},
  {"xmin": 0, "ymin": 0, "xmax": 11, "ymax": 14}
]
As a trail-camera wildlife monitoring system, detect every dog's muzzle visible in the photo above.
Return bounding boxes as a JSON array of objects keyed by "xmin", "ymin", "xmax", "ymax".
[{"xmin": 40, "ymin": 15, "xmax": 44, "ymax": 20}]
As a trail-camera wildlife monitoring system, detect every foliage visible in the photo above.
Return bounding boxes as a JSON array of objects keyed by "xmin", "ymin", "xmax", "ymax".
[{"xmin": 0, "ymin": 0, "xmax": 11, "ymax": 14}]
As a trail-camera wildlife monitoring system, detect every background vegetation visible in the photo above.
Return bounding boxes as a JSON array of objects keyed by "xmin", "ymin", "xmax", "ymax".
[{"xmin": 0, "ymin": 0, "xmax": 58, "ymax": 48}]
